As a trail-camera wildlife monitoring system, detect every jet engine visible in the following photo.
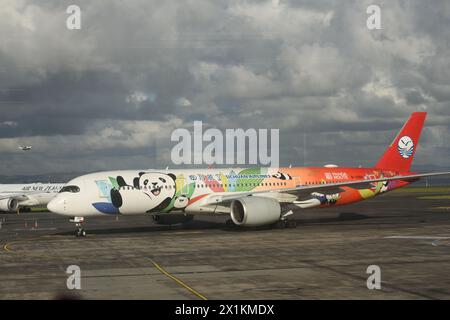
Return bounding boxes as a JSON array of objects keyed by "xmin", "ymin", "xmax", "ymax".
[
  {"xmin": 230, "ymin": 197, "xmax": 281, "ymax": 227},
  {"xmin": 152, "ymin": 213, "xmax": 194, "ymax": 225},
  {"xmin": 0, "ymin": 198, "xmax": 19, "ymax": 212}
]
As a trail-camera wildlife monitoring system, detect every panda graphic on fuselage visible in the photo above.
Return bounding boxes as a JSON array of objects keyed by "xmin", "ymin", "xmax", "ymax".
[
  {"xmin": 379, "ymin": 181, "xmax": 389, "ymax": 194},
  {"xmin": 134, "ymin": 172, "xmax": 177, "ymax": 210},
  {"xmin": 272, "ymin": 172, "xmax": 292, "ymax": 180},
  {"xmin": 110, "ymin": 172, "xmax": 178, "ymax": 214},
  {"xmin": 173, "ymin": 195, "xmax": 189, "ymax": 209}
]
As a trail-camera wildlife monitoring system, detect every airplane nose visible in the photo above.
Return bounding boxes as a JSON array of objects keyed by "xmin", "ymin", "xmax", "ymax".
[{"xmin": 47, "ymin": 197, "xmax": 66, "ymax": 214}]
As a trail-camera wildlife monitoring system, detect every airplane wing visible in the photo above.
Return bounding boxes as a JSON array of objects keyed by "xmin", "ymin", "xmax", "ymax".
[
  {"xmin": 203, "ymin": 171, "xmax": 450, "ymax": 205},
  {"xmin": 0, "ymin": 190, "xmax": 47, "ymax": 201},
  {"xmin": 0, "ymin": 193, "xmax": 30, "ymax": 201}
]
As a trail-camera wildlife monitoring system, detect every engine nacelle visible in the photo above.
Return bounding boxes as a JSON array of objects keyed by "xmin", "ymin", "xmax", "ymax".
[
  {"xmin": 0, "ymin": 198, "xmax": 19, "ymax": 212},
  {"xmin": 152, "ymin": 214, "xmax": 194, "ymax": 225},
  {"xmin": 230, "ymin": 197, "xmax": 281, "ymax": 227}
]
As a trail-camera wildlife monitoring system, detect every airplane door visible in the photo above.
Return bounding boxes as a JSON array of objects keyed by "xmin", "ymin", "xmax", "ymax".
[{"xmin": 176, "ymin": 173, "xmax": 188, "ymax": 195}]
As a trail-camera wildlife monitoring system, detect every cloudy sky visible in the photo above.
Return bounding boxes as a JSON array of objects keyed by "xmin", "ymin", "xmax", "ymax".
[{"xmin": 1, "ymin": 0, "xmax": 450, "ymax": 177}]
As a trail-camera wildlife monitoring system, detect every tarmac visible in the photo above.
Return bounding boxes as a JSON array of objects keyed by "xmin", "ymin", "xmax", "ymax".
[{"xmin": 0, "ymin": 189, "xmax": 449, "ymax": 299}]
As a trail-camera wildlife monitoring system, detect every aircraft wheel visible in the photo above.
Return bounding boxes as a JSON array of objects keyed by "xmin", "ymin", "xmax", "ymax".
[
  {"xmin": 286, "ymin": 220, "xmax": 297, "ymax": 228},
  {"xmin": 274, "ymin": 220, "xmax": 287, "ymax": 229},
  {"xmin": 76, "ymin": 228, "xmax": 86, "ymax": 237}
]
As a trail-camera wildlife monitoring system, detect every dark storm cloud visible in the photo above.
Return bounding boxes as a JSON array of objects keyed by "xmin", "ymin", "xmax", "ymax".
[
  {"xmin": 0, "ymin": 0, "xmax": 449, "ymax": 175},
  {"xmin": 404, "ymin": 89, "xmax": 427, "ymax": 106}
]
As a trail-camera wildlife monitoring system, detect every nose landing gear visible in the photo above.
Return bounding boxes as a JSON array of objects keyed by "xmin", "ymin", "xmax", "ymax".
[
  {"xmin": 76, "ymin": 227, "xmax": 86, "ymax": 237},
  {"xmin": 70, "ymin": 217, "xmax": 86, "ymax": 237}
]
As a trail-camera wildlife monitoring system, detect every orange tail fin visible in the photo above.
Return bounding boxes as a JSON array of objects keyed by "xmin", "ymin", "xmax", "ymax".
[{"xmin": 375, "ymin": 112, "xmax": 427, "ymax": 172}]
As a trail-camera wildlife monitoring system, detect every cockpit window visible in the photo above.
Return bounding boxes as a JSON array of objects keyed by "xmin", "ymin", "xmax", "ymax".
[{"xmin": 59, "ymin": 185, "xmax": 80, "ymax": 193}]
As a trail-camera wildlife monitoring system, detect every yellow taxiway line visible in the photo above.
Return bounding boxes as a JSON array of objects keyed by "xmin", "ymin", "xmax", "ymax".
[
  {"xmin": 3, "ymin": 240, "xmax": 19, "ymax": 253},
  {"xmin": 3, "ymin": 237, "xmax": 208, "ymax": 300},
  {"xmin": 149, "ymin": 258, "xmax": 208, "ymax": 300},
  {"xmin": 3, "ymin": 243, "xmax": 12, "ymax": 252},
  {"xmin": 2, "ymin": 236, "xmax": 54, "ymax": 253}
]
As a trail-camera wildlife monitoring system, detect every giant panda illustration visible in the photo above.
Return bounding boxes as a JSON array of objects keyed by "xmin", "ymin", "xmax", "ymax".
[
  {"xmin": 272, "ymin": 172, "xmax": 292, "ymax": 180},
  {"xmin": 173, "ymin": 195, "xmax": 190, "ymax": 209},
  {"xmin": 110, "ymin": 172, "xmax": 178, "ymax": 214},
  {"xmin": 379, "ymin": 181, "xmax": 389, "ymax": 194}
]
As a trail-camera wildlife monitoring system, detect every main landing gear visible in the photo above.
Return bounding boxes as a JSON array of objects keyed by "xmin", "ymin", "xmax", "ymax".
[
  {"xmin": 275, "ymin": 210, "xmax": 297, "ymax": 229},
  {"xmin": 70, "ymin": 217, "xmax": 86, "ymax": 237},
  {"xmin": 274, "ymin": 219, "xmax": 297, "ymax": 229}
]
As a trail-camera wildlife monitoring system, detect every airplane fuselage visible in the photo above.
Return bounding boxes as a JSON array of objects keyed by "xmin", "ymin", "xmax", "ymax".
[
  {"xmin": 47, "ymin": 166, "xmax": 411, "ymax": 217},
  {"xmin": 0, "ymin": 183, "xmax": 65, "ymax": 209}
]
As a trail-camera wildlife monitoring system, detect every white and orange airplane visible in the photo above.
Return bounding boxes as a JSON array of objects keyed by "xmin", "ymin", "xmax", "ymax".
[{"xmin": 48, "ymin": 112, "xmax": 450, "ymax": 237}]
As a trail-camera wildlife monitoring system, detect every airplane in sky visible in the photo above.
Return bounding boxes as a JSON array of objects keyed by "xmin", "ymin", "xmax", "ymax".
[
  {"xmin": 0, "ymin": 183, "xmax": 65, "ymax": 213},
  {"xmin": 18, "ymin": 145, "xmax": 32, "ymax": 151},
  {"xmin": 48, "ymin": 112, "xmax": 450, "ymax": 237}
]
